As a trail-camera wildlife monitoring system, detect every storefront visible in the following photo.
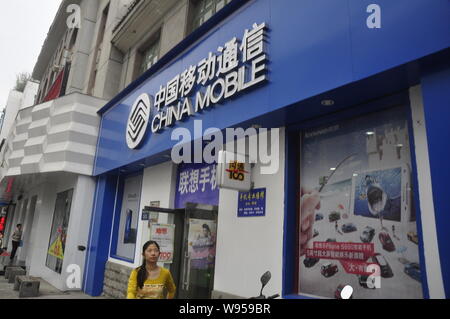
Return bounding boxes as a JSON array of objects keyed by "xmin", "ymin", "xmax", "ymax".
[{"xmin": 84, "ymin": 0, "xmax": 450, "ymax": 298}]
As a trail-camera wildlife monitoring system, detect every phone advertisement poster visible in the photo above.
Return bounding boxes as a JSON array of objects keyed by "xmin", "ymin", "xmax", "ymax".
[
  {"xmin": 298, "ymin": 106, "xmax": 422, "ymax": 299},
  {"xmin": 188, "ymin": 219, "xmax": 217, "ymax": 270},
  {"xmin": 150, "ymin": 223, "xmax": 175, "ymax": 263}
]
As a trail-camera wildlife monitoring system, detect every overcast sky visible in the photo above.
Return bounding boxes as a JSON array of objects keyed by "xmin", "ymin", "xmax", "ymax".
[{"xmin": 0, "ymin": 0, "xmax": 61, "ymax": 111}]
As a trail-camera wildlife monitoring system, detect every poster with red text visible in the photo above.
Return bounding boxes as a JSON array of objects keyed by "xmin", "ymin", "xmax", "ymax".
[{"xmin": 299, "ymin": 106, "xmax": 422, "ymax": 299}]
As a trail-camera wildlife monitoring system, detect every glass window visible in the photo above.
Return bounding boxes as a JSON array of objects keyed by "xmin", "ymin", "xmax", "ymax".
[
  {"xmin": 191, "ymin": 0, "xmax": 232, "ymax": 30},
  {"xmin": 139, "ymin": 40, "xmax": 160, "ymax": 75},
  {"xmin": 46, "ymin": 189, "xmax": 73, "ymax": 274},
  {"xmin": 112, "ymin": 174, "xmax": 142, "ymax": 261},
  {"xmin": 298, "ymin": 106, "xmax": 423, "ymax": 298}
]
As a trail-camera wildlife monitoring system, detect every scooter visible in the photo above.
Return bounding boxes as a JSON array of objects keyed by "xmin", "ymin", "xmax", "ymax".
[{"xmin": 250, "ymin": 271, "xmax": 280, "ymax": 299}]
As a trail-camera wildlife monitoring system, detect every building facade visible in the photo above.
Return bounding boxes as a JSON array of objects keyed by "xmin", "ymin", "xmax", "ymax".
[
  {"xmin": 1, "ymin": 0, "xmax": 449, "ymax": 299},
  {"xmin": 83, "ymin": 0, "xmax": 450, "ymax": 299},
  {"xmin": 0, "ymin": 0, "xmax": 134, "ymax": 291}
]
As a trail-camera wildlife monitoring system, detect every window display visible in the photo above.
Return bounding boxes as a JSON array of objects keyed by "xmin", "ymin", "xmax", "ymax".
[
  {"xmin": 113, "ymin": 174, "xmax": 142, "ymax": 261},
  {"xmin": 298, "ymin": 106, "xmax": 422, "ymax": 299},
  {"xmin": 46, "ymin": 189, "xmax": 73, "ymax": 274}
]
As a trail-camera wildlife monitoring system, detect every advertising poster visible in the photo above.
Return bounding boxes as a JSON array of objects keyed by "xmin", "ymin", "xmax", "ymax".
[
  {"xmin": 116, "ymin": 175, "xmax": 141, "ymax": 260},
  {"xmin": 150, "ymin": 224, "xmax": 175, "ymax": 263},
  {"xmin": 188, "ymin": 219, "xmax": 217, "ymax": 270},
  {"xmin": 298, "ymin": 106, "xmax": 422, "ymax": 299}
]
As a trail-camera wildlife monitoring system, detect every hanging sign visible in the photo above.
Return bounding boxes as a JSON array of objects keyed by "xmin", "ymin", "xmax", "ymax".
[{"xmin": 217, "ymin": 150, "xmax": 252, "ymax": 191}]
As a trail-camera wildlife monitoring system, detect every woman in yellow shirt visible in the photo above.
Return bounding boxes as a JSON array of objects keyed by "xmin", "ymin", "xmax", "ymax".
[{"xmin": 127, "ymin": 240, "xmax": 176, "ymax": 299}]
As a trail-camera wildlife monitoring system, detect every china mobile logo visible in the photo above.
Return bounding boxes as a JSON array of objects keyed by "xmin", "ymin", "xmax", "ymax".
[
  {"xmin": 126, "ymin": 93, "xmax": 152, "ymax": 149},
  {"xmin": 66, "ymin": 264, "xmax": 81, "ymax": 289}
]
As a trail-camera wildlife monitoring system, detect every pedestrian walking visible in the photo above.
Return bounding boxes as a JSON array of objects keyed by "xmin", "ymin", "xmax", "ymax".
[
  {"xmin": 10, "ymin": 224, "xmax": 22, "ymax": 263},
  {"xmin": 127, "ymin": 240, "xmax": 176, "ymax": 299}
]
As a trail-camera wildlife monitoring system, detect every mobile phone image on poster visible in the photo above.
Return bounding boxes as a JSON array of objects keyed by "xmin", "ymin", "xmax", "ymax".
[{"xmin": 298, "ymin": 106, "xmax": 422, "ymax": 299}]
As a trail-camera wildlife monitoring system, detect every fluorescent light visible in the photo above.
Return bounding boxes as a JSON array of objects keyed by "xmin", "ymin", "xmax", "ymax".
[
  {"xmin": 366, "ymin": 131, "xmax": 375, "ymax": 136},
  {"xmin": 330, "ymin": 168, "xmax": 336, "ymax": 171}
]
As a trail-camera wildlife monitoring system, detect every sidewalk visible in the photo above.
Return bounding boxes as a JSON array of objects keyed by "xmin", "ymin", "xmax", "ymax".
[
  {"xmin": 0, "ymin": 275, "xmax": 106, "ymax": 299},
  {"xmin": 0, "ymin": 253, "xmax": 106, "ymax": 299}
]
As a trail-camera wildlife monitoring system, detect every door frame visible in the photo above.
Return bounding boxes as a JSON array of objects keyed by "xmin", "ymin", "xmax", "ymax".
[{"xmin": 144, "ymin": 203, "xmax": 219, "ymax": 299}]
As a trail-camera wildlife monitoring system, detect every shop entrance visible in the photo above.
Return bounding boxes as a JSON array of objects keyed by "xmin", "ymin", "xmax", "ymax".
[{"xmin": 144, "ymin": 203, "xmax": 218, "ymax": 299}]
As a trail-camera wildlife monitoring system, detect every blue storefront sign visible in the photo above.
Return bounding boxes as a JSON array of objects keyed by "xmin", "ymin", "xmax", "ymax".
[
  {"xmin": 94, "ymin": 0, "xmax": 450, "ymax": 176},
  {"xmin": 175, "ymin": 163, "xmax": 219, "ymax": 208},
  {"xmin": 84, "ymin": 0, "xmax": 450, "ymax": 298},
  {"xmin": 238, "ymin": 188, "xmax": 266, "ymax": 217}
]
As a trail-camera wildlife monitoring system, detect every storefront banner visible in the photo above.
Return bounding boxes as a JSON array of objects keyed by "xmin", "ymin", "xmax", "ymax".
[
  {"xmin": 150, "ymin": 223, "xmax": 175, "ymax": 263},
  {"xmin": 237, "ymin": 188, "xmax": 266, "ymax": 217},
  {"xmin": 188, "ymin": 219, "xmax": 217, "ymax": 270},
  {"xmin": 175, "ymin": 163, "xmax": 219, "ymax": 208}
]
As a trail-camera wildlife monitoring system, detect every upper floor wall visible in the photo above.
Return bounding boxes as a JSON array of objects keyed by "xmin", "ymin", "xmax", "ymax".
[
  {"xmin": 31, "ymin": 0, "xmax": 233, "ymax": 106},
  {"xmin": 109, "ymin": 0, "xmax": 234, "ymax": 93},
  {"xmin": 31, "ymin": 0, "xmax": 134, "ymax": 104}
]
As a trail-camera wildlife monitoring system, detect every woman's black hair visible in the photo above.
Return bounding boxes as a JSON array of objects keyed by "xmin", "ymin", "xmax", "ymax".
[
  {"xmin": 202, "ymin": 224, "xmax": 211, "ymax": 232},
  {"xmin": 136, "ymin": 241, "xmax": 160, "ymax": 289}
]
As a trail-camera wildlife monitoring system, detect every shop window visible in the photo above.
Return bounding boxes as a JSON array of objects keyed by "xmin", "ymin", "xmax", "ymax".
[
  {"xmin": 46, "ymin": 189, "xmax": 73, "ymax": 274},
  {"xmin": 110, "ymin": 174, "xmax": 142, "ymax": 262},
  {"xmin": 190, "ymin": 0, "xmax": 232, "ymax": 31},
  {"xmin": 298, "ymin": 106, "xmax": 423, "ymax": 299}
]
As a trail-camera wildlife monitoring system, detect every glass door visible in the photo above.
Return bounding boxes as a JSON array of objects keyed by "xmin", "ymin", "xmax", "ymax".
[
  {"xmin": 142, "ymin": 206, "xmax": 184, "ymax": 299},
  {"xmin": 178, "ymin": 203, "xmax": 218, "ymax": 299},
  {"xmin": 143, "ymin": 203, "xmax": 218, "ymax": 299}
]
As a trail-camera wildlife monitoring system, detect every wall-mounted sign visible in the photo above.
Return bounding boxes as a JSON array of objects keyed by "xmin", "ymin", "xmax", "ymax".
[
  {"xmin": 125, "ymin": 22, "xmax": 269, "ymax": 146},
  {"xmin": 175, "ymin": 162, "xmax": 219, "ymax": 208},
  {"xmin": 217, "ymin": 150, "xmax": 252, "ymax": 192},
  {"xmin": 150, "ymin": 223, "xmax": 175, "ymax": 263},
  {"xmin": 238, "ymin": 188, "xmax": 266, "ymax": 217},
  {"xmin": 141, "ymin": 210, "xmax": 150, "ymax": 221}
]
